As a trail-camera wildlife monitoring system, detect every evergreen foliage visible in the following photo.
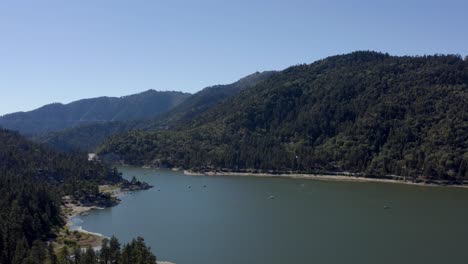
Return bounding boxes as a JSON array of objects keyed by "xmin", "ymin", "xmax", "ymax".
[
  {"xmin": 0, "ymin": 129, "xmax": 156, "ymax": 263},
  {"xmin": 0, "ymin": 90, "xmax": 190, "ymax": 135},
  {"xmin": 98, "ymin": 52, "xmax": 468, "ymax": 181},
  {"xmin": 35, "ymin": 71, "xmax": 276, "ymax": 152},
  {"xmin": 56, "ymin": 237, "xmax": 156, "ymax": 264}
]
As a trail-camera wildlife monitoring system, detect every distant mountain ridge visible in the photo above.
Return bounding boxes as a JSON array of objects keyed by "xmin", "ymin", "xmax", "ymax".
[
  {"xmin": 145, "ymin": 71, "xmax": 277, "ymax": 130},
  {"xmin": 0, "ymin": 90, "xmax": 191, "ymax": 135},
  {"xmin": 35, "ymin": 71, "xmax": 276, "ymax": 151}
]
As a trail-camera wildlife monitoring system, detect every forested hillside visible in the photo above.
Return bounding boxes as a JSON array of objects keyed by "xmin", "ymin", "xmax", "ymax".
[
  {"xmin": 98, "ymin": 51, "xmax": 468, "ymax": 181},
  {"xmin": 35, "ymin": 120, "xmax": 141, "ymax": 152},
  {"xmin": 37, "ymin": 71, "xmax": 276, "ymax": 151},
  {"xmin": 0, "ymin": 129, "xmax": 121, "ymax": 194},
  {"xmin": 0, "ymin": 90, "xmax": 190, "ymax": 135},
  {"xmin": 146, "ymin": 71, "xmax": 277, "ymax": 130},
  {"xmin": 0, "ymin": 129, "xmax": 156, "ymax": 263}
]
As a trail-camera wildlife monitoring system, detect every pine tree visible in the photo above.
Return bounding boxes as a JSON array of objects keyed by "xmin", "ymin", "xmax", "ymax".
[
  {"xmin": 100, "ymin": 238, "xmax": 110, "ymax": 264},
  {"xmin": 47, "ymin": 243, "xmax": 58, "ymax": 264},
  {"xmin": 109, "ymin": 236, "xmax": 121, "ymax": 264},
  {"xmin": 121, "ymin": 244, "xmax": 133, "ymax": 264},
  {"xmin": 0, "ymin": 228, "xmax": 4, "ymax": 264},
  {"xmin": 12, "ymin": 237, "xmax": 28, "ymax": 264},
  {"xmin": 57, "ymin": 246, "xmax": 70, "ymax": 264},
  {"xmin": 121, "ymin": 237, "xmax": 156, "ymax": 264},
  {"xmin": 134, "ymin": 237, "xmax": 157, "ymax": 264},
  {"xmin": 81, "ymin": 246, "xmax": 97, "ymax": 264},
  {"xmin": 73, "ymin": 247, "xmax": 82, "ymax": 264},
  {"xmin": 25, "ymin": 240, "xmax": 47, "ymax": 264}
]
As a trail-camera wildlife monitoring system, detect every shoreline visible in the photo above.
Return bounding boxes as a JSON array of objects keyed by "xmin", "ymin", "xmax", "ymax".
[
  {"xmin": 183, "ymin": 170, "xmax": 468, "ymax": 189},
  {"xmin": 61, "ymin": 186, "xmax": 176, "ymax": 263},
  {"xmin": 61, "ymin": 185, "xmax": 127, "ymax": 249},
  {"xmin": 58, "ymin": 184, "xmax": 152, "ymax": 250},
  {"xmin": 64, "ymin": 185, "xmax": 127, "ymax": 228},
  {"xmin": 62, "ymin": 203, "xmax": 110, "ymax": 249}
]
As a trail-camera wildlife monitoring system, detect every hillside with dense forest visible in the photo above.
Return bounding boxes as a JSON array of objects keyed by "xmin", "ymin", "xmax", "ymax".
[
  {"xmin": 34, "ymin": 120, "xmax": 141, "ymax": 152},
  {"xmin": 98, "ymin": 51, "xmax": 468, "ymax": 181},
  {"xmin": 0, "ymin": 90, "xmax": 190, "ymax": 135},
  {"xmin": 36, "ymin": 71, "xmax": 276, "ymax": 152},
  {"xmin": 0, "ymin": 129, "xmax": 156, "ymax": 263},
  {"xmin": 145, "ymin": 71, "xmax": 277, "ymax": 130}
]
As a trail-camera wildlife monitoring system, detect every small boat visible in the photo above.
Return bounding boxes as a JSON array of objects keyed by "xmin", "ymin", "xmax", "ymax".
[
  {"xmin": 383, "ymin": 205, "xmax": 390, "ymax": 209},
  {"xmin": 269, "ymin": 195, "xmax": 275, "ymax": 199}
]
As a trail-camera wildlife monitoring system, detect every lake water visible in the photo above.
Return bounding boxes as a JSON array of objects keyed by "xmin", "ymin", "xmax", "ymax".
[{"xmin": 72, "ymin": 167, "xmax": 468, "ymax": 264}]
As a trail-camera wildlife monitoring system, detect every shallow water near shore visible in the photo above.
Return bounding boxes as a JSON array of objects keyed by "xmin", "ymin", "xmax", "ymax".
[{"xmin": 72, "ymin": 166, "xmax": 468, "ymax": 264}]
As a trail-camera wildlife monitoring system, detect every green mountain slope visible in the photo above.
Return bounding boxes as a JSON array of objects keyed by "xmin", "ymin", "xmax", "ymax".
[
  {"xmin": 34, "ymin": 120, "xmax": 141, "ymax": 152},
  {"xmin": 98, "ymin": 51, "xmax": 468, "ymax": 181},
  {"xmin": 146, "ymin": 71, "xmax": 277, "ymax": 130},
  {"xmin": 0, "ymin": 128, "xmax": 121, "ymax": 195},
  {"xmin": 0, "ymin": 90, "xmax": 190, "ymax": 135},
  {"xmin": 0, "ymin": 128, "xmax": 122, "ymax": 263},
  {"xmin": 37, "ymin": 71, "xmax": 276, "ymax": 151}
]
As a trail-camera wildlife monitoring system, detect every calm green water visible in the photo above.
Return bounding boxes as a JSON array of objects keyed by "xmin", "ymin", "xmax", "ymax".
[{"xmin": 72, "ymin": 167, "xmax": 468, "ymax": 264}]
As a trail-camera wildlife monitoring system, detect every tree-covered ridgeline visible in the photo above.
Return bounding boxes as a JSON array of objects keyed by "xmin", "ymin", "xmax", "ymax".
[
  {"xmin": 0, "ymin": 129, "xmax": 122, "ymax": 196},
  {"xmin": 144, "ymin": 71, "xmax": 277, "ymax": 131},
  {"xmin": 35, "ymin": 71, "xmax": 276, "ymax": 152},
  {"xmin": 0, "ymin": 233, "xmax": 156, "ymax": 264},
  {"xmin": 34, "ymin": 120, "xmax": 141, "ymax": 152},
  {"xmin": 33, "ymin": 236, "xmax": 157, "ymax": 264},
  {"xmin": 98, "ymin": 51, "xmax": 468, "ymax": 181},
  {"xmin": 0, "ymin": 90, "xmax": 191, "ymax": 135},
  {"xmin": 0, "ymin": 129, "xmax": 156, "ymax": 263}
]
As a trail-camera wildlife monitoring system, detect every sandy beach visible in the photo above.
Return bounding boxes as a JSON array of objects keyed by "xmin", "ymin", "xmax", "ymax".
[{"xmin": 184, "ymin": 170, "xmax": 468, "ymax": 188}]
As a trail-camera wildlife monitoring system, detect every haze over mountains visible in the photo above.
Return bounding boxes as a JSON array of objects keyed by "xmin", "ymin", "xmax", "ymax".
[
  {"xmin": 0, "ymin": 90, "xmax": 190, "ymax": 135},
  {"xmin": 31, "ymin": 71, "xmax": 277, "ymax": 151}
]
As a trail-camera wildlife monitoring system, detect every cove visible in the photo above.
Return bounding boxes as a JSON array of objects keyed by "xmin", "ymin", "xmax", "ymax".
[{"xmin": 72, "ymin": 166, "xmax": 468, "ymax": 264}]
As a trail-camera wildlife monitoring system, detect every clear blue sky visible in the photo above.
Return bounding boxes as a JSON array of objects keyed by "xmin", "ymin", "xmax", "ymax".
[{"xmin": 1, "ymin": 0, "xmax": 467, "ymax": 115}]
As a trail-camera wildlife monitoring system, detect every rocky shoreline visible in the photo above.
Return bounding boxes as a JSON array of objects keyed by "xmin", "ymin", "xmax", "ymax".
[
  {"xmin": 59, "ymin": 181, "xmax": 154, "ymax": 249},
  {"xmin": 183, "ymin": 170, "xmax": 468, "ymax": 188}
]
